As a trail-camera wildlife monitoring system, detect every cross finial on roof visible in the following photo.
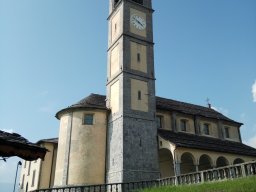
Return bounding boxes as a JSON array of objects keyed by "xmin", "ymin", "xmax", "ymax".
[{"xmin": 206, "ymin": 97, "xmax": 211, "ymax": 109}]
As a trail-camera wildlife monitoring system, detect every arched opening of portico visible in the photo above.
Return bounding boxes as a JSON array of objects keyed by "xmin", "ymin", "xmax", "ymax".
[
  {"xmin": 158, "ymin": 148, "xmax": 175, "ymax": 178},
  {"xmin": 180, "ymin": 152, "xmax": 196, "ymax": 174},
  {"xmin": 198, "ymin": 154, "xmax": 213, "ymax": 171},
  {"xmin": 216, "ymin": 156, "xmax": 229, "ymax": 168},
  {"xmin": 234, "ymin": 158, "xmax": 244, "ymax": 165}
]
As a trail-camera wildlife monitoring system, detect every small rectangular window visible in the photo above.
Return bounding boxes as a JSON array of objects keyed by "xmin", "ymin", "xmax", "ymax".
[
  {"xmin": 137, "ymin": 53, "xmax": 141, "ymax": 62},
  {"xmin": 31, "ymin": 170, "xmax": 36, "ymax": 187},
  {"xmin": 138, "ymin": 90, "xmax": 142, "ymax": 100},
  {"xmin": 84, "ymin": 114, "xmax": 94, "ymax": 125},
  {"xmin": 224, "ymin": 127, "xmax": 230, "ymax": 138},
  {"xmin": 180, "ymin": 119, "xmax": 187, "ymax": 132},
  {"xmin": 27, "ymin": 161, "xmax": 31, "ymax": 176},
  {"xmin": 156, "ymin": 115, "xmax": 163, "ymax": 129},
  {"xmin": 203, "ymin": 123, "xmax": 210, "ymax": 135},
  {"xmin": 21, "ymin": 174, "xmax": 25, "ymax": 189},
  {"xmin": 114, "ymin": 23, "xmax": 117, "ymax": 32}
]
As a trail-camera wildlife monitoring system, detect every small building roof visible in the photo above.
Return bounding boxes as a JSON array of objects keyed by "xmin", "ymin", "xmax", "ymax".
[
  {"xmin": 158, "ymin": 129, "xmax": 256, "ymax": 157},
  {"xmin": 56, "ymin": 94, "xmax": 107, "ymax": 119},
  {"xmin": 0, "ymin": 130, "xmax": 48, "ymax": 161},
  {"xmin": 56, "ymin": 93, "xmax": 242, "ymax": 125},
  {"xmin": 37, "ymin": 138, "xmax": 58, "ymax": 144}
]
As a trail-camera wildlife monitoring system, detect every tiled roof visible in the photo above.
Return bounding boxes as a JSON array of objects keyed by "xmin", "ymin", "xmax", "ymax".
[
  {"xmin": 56, "ymin": 94, "xmax": 106, "ymax": 119},
  {"xmin": 156, "ymin": 96, "xmax": 241, "ymax": 124},
  {"xmin": 70, "ymin": 94, "xmax": 106, "ymax": 109},
  {"xmin": 37, "ymin": 138, "xmax": 58, "ymax": 144},
  {"xmin": 158, "ymin": 129, "xmax": 256, "ymax": 157},
  {"xmin": 56, "ymin": 93, "xmax": 241, "ymax": 125},
  {"xmin": 0, "ymin": 130, "xmax": 48, "ymax": 161}
]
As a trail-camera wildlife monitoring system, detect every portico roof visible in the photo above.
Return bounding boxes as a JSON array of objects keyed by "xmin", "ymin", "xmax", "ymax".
[
  {"xmin": 0, "ymin": 130, "xmax": 48, "ymax": 161},
  {"xmin": 158, "ymin": 129, "xmax": 256, "ymax": 157}
]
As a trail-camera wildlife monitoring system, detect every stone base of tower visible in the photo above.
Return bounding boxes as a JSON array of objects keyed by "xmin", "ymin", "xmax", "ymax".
[
  {"xmin": 106, "ymin": 116, "xmax": 160, "ymax": 184},
  {"xmin": 107, "ymin": 170, "xmax": 160, "ymax": 184}
]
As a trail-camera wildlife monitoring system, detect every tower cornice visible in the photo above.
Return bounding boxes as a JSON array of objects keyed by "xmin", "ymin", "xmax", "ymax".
[
  {"xmin": 107, "ymin": 33, "xmax": 154, "ymax": 51},
  {"xmin": 108, "ymin": 0, "xmax": 154, "ymax": 20}
]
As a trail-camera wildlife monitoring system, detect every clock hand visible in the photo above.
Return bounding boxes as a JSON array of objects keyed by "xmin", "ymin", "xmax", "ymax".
[{"xmin": 136, "ymin": 19, "xmax": 143, "ymax": 27}]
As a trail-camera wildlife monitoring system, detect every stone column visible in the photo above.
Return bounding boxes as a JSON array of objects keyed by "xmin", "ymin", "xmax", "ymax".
[
  {"xmin": 174, "ymin": 161, "xmax": 181, "ymax": 185},
  {"xmin": 195, "ymin": 164, "xmax": 199, "ymax": 172}
]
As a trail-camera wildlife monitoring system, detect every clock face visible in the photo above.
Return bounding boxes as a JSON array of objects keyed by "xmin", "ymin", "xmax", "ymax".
[{"xmin": 130, "ymin": 14, "xmax": 146, "ymax": 30}]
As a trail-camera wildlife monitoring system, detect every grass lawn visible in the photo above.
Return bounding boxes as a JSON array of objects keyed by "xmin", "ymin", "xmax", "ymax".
[{"xmin": 139, "ymin": 176, "xmax": 256, "ymax": 192}]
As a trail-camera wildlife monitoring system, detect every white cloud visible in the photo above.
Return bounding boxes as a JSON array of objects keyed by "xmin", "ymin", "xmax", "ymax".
[
  {"xmin": 245, "ymin": 135, "xmax": 256, "ymax": 148},
  {"xmin": 252, "ymin": 81, "xmax": 256, "ymax": 102}
]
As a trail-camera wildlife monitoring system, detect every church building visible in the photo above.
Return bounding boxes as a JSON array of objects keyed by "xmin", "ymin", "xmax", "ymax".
[{"xmin": 19, "ymin": 0, "xmax": 256, "ymax": 191}]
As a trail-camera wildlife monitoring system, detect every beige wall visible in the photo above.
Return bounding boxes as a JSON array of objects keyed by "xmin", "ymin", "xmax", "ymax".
[
  {"xmin": 110, "ymin": 43, "xmax": 120, "ymax": 77},
  {"xmin": 54, "ymin": 114, "xmax": 69, "ymax": 186},
  {"xmin": 19, "ymin": 142, "xmax": 57, "ymax": 192},
  {"xmin": 39, "ymin": 143, "xmax": 57, "ymax": 189},
  {"xmin": 111, "ymin": 9, "xmax": 122, "ymax": 42},
  {"xmin": 130, "ymin": 41, "xmax": 147, "ymax": 73},
  {"xmin": 110, "ymin": 80, "xmax": 120, "ymax": 114},
  {"xmin": 54, "ymin": 109, "xmax": 107, "ymax": 186},
  {"xmin": 131, "ymin": 78, "xmax": 148, "ymax": 112},
  {"xmin": 20, "ymin": 159, "xmax": 40, "ymax": 192}
]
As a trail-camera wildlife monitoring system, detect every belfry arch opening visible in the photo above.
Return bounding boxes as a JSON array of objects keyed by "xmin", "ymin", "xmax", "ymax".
[
  {"xmin": 198, "ymin": 154, "xmax": 213, "ymax": 171},
  {"xmin": 180, "ymin": 152, "xmax": 196, "ymax": 174},
  {"xmin": 158, "ymin": 148, "xmax": 174, "ymax": 178}
]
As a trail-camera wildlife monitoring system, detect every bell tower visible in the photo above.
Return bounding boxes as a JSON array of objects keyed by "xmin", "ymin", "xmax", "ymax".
[{"xmin": 106, "ymin": 0, "xmax": 159, "ymax": 183}]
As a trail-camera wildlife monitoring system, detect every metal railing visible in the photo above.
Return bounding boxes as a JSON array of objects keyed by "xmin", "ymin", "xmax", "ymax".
[{"xmin": 32, "ymin": 160, "xmax": 256, "ymax": 192}]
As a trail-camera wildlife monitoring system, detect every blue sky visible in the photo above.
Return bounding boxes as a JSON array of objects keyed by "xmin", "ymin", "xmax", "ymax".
[{"xmin": 0, "ymin": 0, "xmax": 256, "ymax": 190}]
